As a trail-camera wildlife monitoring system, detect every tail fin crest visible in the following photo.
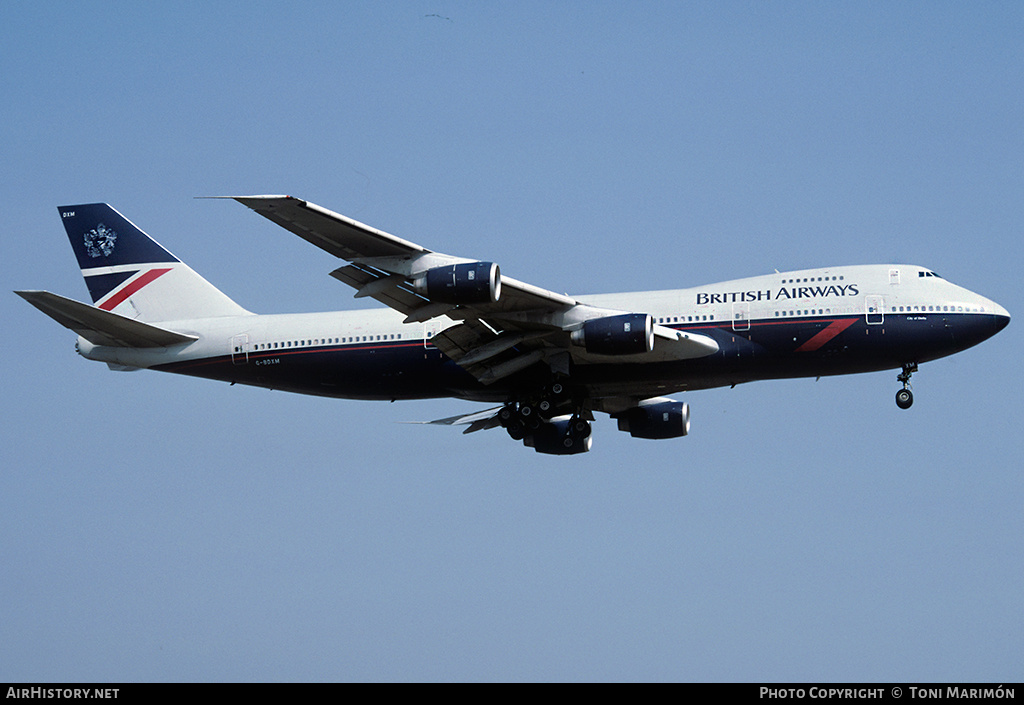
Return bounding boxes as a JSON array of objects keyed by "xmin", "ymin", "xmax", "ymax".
[{"xmin": 58, "ymin": 204, "xmax": 249, "ymax": 321}]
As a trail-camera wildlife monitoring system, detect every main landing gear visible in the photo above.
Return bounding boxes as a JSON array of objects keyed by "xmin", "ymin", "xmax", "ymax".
[
  {"xmin": 497, "ymin": 380, "xmax": 591, "ymax": 448},
  {"xmin": 895, "ymin": 362, "xmax": 918, "ymax": 410}
]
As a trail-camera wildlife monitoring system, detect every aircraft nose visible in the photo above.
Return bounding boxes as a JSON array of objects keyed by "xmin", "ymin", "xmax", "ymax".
[
  {"xmin": 993, "ymin": 304, "xmax": 1010, "ymax": 333},
  {"xmin": 985, "ymin": 299, "xmax": 1010, "ymax": 336}
]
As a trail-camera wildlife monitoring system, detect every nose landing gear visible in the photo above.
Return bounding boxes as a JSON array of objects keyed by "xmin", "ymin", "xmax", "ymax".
[{"xmin": 895, "ymin": 362, "xmax": 918, "ymax": 409}]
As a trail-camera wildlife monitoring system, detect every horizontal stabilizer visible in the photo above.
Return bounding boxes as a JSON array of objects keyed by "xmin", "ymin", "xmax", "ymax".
[
  {"xmin": 412, "ymin": 407, "xmax": 503, "ymax": 434},
  {"xmin": 15, "ymin": 290, "xmax": 197, "ymax": 348}
]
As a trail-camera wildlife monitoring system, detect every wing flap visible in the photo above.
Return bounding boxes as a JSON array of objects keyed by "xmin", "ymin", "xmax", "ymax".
[
  {"xmin": 16, "ymin": 290, "xmax": 197, "ymax": 348},
  {"xmin": 431, "ymin": 320, "xmax": 552, "ymax": 384},
  {"xmin": 329, "ymin": 265, "xmax": 429, "ymax": 316}
]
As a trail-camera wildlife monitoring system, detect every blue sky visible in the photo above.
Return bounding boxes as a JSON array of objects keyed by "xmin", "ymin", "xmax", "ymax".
[{"xmin": 2, "ymin": 2, "xmax": 1021, "ymax": 681}]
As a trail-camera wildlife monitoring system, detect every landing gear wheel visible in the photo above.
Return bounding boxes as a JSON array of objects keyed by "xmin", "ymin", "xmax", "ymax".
[
  {"xmin": 506, "ymin": 420, "xmax": 526, "ymax": 441},
  {"xmin": 895, "ymin": 388, "xmax": 914, "ymax": 410},
  {"xmin": 498, "ymin": 404, "xmax": 516, "ymax": 427},
  {"xmin": 559, "ymin": 417, "xmax": 591, "ymax": 451},
  {"xmin": 895, "ymin": 362, "xmax": 918, "ymax": 410}
]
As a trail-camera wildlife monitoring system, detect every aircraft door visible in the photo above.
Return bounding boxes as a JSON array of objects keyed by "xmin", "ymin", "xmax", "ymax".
[
  {"xmin": 865, "ymin": 296, "xmax": 884, "ymax": 325},
  {"xmin": 732, "ymin": 302, "xmax": 750, "ymax": 332},
  {"xmin": 231, "ymin": 334, "xmax": 250, "ymax": 364},
  {"xmin": 423, "ymin": 321, "xmax": 442, "ymax": 349}
]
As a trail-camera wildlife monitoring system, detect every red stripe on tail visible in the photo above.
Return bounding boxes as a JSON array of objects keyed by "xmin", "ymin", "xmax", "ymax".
[{"xmin": 98, "ymin": 268, "xmax": 172, "ymax": 311}]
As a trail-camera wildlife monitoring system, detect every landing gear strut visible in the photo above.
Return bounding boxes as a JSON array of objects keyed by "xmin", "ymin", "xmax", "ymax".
[{"xmin": 895, "ymin": 362, "xmax": 918, "ymax": 410}]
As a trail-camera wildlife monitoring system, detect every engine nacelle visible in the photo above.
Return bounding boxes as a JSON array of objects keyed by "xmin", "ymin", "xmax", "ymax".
[
  {"xmin": 569, "ymin": 313, "xmax": 654, "ymax": 355},
  {"xmin": 615, "ymin": 401, "xmax": 690, "ymax": 439},
  {"xmin": 411, "ymin": 261, "xmax": 501, "ymax": 304},
  {"xmin": 523, "ymin": 418, "xmax": 592, "ymax": 455}
]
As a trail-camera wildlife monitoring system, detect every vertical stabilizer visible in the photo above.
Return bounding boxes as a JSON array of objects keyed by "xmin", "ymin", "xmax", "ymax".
[{"xmin": 58, "ymin": 204, "xmax": 250, "ymax": 321}]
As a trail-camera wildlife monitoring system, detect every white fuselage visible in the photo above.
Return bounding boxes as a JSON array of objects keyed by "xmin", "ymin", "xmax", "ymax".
[{"xmin": 77, "ymin": 263, "xmax": 1008, "ymax": 378}]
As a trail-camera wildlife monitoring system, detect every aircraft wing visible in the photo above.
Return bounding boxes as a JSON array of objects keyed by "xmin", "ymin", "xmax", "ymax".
[
  {"xmin": 232, "ymin": 195, "xmax": 718, "ymax": 385},
  {"xmin": 232, "ymin": 195, "xmax": 576, "ymax": 323}
]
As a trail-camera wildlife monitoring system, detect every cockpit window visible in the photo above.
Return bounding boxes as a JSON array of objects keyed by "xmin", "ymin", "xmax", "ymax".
[{"xmin": 918, "ymin": 270, "xmax": 942, "ymax": 278}]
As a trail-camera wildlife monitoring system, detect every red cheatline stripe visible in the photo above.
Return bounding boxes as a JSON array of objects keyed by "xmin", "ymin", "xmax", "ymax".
[
  {"xmin": 795, "ymin": 318, "xmax": 857, "ymax": 352},
  {"xmin": 98, "ymin": 268, "xmax": 173, "ymax": 311}
]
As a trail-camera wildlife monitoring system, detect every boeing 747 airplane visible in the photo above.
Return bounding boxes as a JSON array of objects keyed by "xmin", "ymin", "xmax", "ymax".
[{"xmin": 17, "ymin": 197, "xmax": 1010, "ymax": 454}]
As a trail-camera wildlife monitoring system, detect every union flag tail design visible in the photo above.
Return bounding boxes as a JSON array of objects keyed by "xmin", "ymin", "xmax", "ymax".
[{"xmin": 58, "ymin": 204, "xmax": 249, "ymax": 322}]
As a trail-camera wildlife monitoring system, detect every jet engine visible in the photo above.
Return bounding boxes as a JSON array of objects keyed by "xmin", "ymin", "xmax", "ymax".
[
  {"xmin": 569, "ymin": 313, "xmax": 654, "ymax": 355},
  {"xmin": 411, "ymin": 262, "xmax": 501, "ymax": 304},
  {"xmin": 523, "ymin": 418, "xmax": 592, "ymax": 455},
  {"xmin": 615, "ymin": 400, "xmax": 690, "ymax": 439}
]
